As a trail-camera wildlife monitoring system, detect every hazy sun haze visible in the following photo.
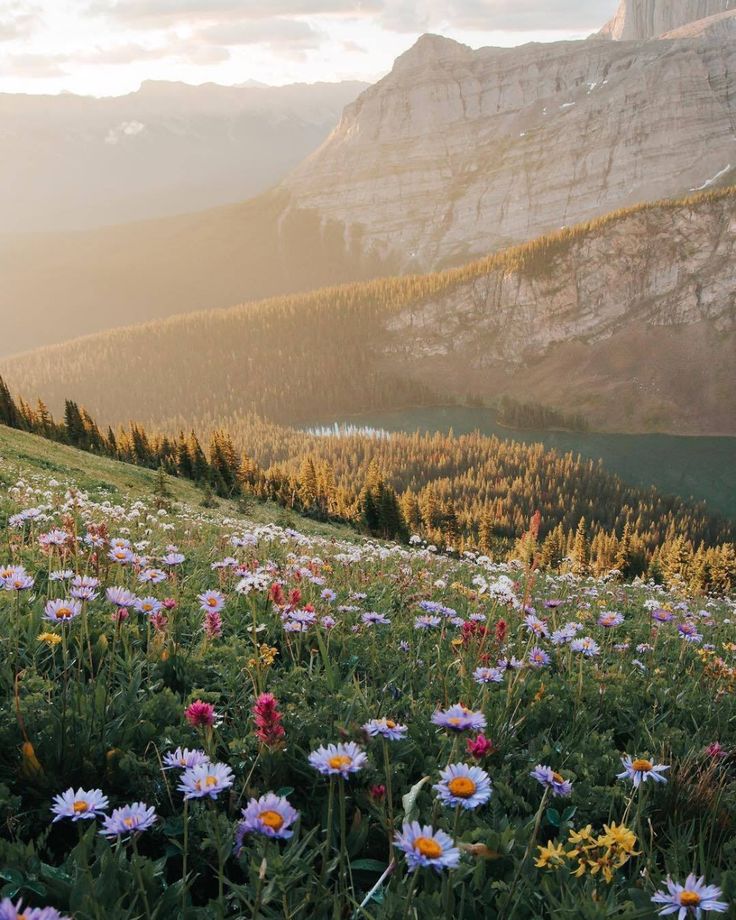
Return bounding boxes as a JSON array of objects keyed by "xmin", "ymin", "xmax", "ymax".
[{"xmin": 0, "ymin": 0, "xmax": 617, "ymax": 95}]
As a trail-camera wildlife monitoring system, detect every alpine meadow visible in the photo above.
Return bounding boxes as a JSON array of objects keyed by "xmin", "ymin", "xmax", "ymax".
[{"xmin": 0, "ymin": 1, "xmax": 735, "ymax": 919}]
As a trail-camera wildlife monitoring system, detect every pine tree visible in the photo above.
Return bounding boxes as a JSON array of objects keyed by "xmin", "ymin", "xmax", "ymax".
[
  {"xmin": 572, "ymin": 517, "xmax": 590, "ymax": 576},
  {"xmin": 0, "ymin": 376, "xmax": 21, "ymax": 428}
]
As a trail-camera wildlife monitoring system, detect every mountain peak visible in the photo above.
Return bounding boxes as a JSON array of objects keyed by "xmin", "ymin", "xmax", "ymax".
[
  {"xmin": 599, "ymin": 0, "xmax": 736, "ymax": 40},
  {"xmin": 393, "ymin": 33, "xmax": 473, "ymax": 71}
]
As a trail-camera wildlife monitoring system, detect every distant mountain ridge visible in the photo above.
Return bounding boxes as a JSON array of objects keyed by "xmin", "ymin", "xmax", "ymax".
[
  {"xmin": 1, "ymin": 0, "xmax": 735, "ymax": 357},
  {"xmin": 0, "ymin": 79, "xmax": 366, "ymax": 233},
  {"xmin": 2, "ymin": 189, "xmax": 734, "ymax": 436}
]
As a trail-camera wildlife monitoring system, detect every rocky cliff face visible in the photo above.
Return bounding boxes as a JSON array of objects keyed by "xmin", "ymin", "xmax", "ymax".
[
  {"xmin": 381, "ymin": 193, "xmax": 736, "ymax": 433},
  {"xmin": 599, "ymin": 0, "xmax": 735, "ymax": 39},
  {"xmin": 283, "ymin": 23, "xmax": 736, "ymax": 273}
]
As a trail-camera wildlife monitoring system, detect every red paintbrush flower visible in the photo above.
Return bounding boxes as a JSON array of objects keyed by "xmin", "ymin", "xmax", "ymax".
[{"xmin": 253, "ymin": 693, "xmax": 286, "ymax": 749}]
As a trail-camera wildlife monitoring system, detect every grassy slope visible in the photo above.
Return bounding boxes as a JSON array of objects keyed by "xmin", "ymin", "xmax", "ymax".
[{"xmin": 0, "ymin": 425, "xmax": 354, "ymax": 542}]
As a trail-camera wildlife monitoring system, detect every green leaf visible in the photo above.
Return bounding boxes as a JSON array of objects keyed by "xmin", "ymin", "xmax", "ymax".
[
  {"xmin": 401, "ymin": 775, "xmax": 430, "ymax": 822},
  {"xmin": 545, "ymin": 808, "xmax": 560, "ymax": 827},
  {"xmin": 350, "ymin": 859, "xmax": 387, "ymax": 874}
]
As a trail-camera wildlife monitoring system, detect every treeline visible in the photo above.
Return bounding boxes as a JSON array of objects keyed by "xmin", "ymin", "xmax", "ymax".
[
  {"xmin": 3, "ymin": 187, "xmax": 735, "ymax": 432},
  {"xmin": 497, "ymin": 396, "xmax": 590, "ymax": 432},
  {"xmin": 1, "ymin": 377, "xmax": 734, "ymax": 594}
]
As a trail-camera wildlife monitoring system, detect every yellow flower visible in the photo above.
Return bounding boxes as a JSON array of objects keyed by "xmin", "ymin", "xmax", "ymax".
[
  {"xmin": 600, "ymin": 822, "xmax": 639, "ymax": 855},
  {"xmin": 38, "ymin": 632, "xmax": 62, "ymax": 646},
  {"xmin": 535, "ymin": 841, "xmax": 567, "ymax": 869}
]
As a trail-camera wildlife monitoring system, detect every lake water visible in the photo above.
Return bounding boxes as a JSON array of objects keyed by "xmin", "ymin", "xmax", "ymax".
[{"xmin": 314, "ymin": 408, "xmax": 736, "ymax": 520}]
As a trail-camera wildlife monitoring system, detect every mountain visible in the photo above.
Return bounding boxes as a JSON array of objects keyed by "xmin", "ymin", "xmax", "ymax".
[
  {"xmin": 2, "ymin": 10, "xmax": 735, "ymax": 357},
  {"xmin": 282, "ymin": 23, "xmax": 736, "ymax": 272},
  {"xmin": 3, "ymin": 189, "xmax": 734, "ymax": 436},
  {"xmin": 0, "ymin": 79, "xmax": 366, "ymax": 233},
  {"xmin": 598, "ymin": 0, "xmax": 735, "ymax": 39}
]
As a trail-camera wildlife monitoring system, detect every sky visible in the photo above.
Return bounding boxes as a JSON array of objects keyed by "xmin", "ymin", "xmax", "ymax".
[{"xmin": 0, "ymin": 0, "xmax": 619, "ymax": 96}]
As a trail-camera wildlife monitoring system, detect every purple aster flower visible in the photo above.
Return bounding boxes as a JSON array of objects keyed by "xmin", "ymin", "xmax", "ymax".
[
  {"xmin": 530, "ymin": 765, "xmax": 573, "ymax": 797},
  {"xmin": 651, "ymin": 608, "xmax": 674, "ymax": 624},
  {"xmin": 105, "ymin": 586, "xmax": 137, "ymax": 607},
  {"xmin": 178, "ymin": 762, "xmax": 235, "ymax": 800},
  {"xmin": 523, "ymin": 614, "xmax": 549, "ymax": 638},
  {"xmin": 135, "ymin": 596, "xmax": 163, "ymax": 616},
  {"xmin": 162, "ymin": 552, "xmax": 185, "ymax": 566},
  {"xmin": 598, "ymin": 611, "xmax": 624, "ymax": 628},
  {"xmin": 162, "ymin": 747, "xmax": 210, "ymax": 770},
  {"xmin": 433, "ymin": 763, "xmax": 492, "ymax": 810},
  {"xmin": 394, "ymin": 821, "xmax": 460, "ymax": 873},
  {"xmin": 197, "ymin": 590, "xmax": 225, "ymax": 613},
  {"xmin": 108, "ymin": 546, "xmax": 135, "ymax": 565},
  {"xmin": 617, "ymin": 755, "xmax": 669, "ymax": 788},
  {"xmin": 398, "ymin": 640, "xmax": 410, "ymax": 653},
  {"xmin": 528, "ymin": 647, "xmax": 551, "ymax": 668},
  {"xmin": 43, "ymin": 599, "xmax": 82, "ymax": 624},
  {"xmin": 651, "ymin": 873, "xmax": 727, "ymax": 916},
  {"xmin": 570, "ymin": 637, "xmax": 600, "ymax": 657},
  {"xmin": 139, "ymin": 568, "xmax": 167, "ymax": 584},
  {"xmin": 362, "ymin": 611, "xmax": 391, "ymax": 626},
  {"xmin": 362, "ymin": 718, "xmax": 408, "ymax": 741},
  {"xmin": 4, "ymin": 568, "xmax": 34, "ymax": 592},
  {"xmin": 51, "ymin": 787, "xmax": 109, "ymax": 822},
  {"xmin": 544, "ymin": 600, "xmax": 563, "ymax": 609},
  {"xmin": 308, "ymin": 742, "xmax": 367, "ymax": 778},
  {"xmin": 414, "ymin": 615, "xmax": 441, "ymax": 630},
  {"xmin": 321, "ymin": 588, "xmax": 336, "ymax": 603},
  {"xmin": 431, "ymin": 704, "xmax": 486, "ymax": 733},
  {"xmin": 100, "ymin": 803, "xmax": 157, "ymax": 838},
  {"xmin": 678, "ymin": 622, "xmax": 703, "ymax": 643},
  {"xmin": 473, "ymin": 667, "xmax": 504, "ymax": 684},
  {"xmin": 0, "ymin": 899, "xmax": 71, "ymax": 920},
  {"xmin": 235, "ymin": 793, "xmax": 298, "ymax": 849}
]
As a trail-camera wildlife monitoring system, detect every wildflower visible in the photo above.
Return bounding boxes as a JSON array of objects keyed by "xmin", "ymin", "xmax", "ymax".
[
  {"xmin": 528, "ymin": 647, "xmax": 551, "ymax": 668},
  {"xmin": 530, "ymin": 765, "xmax": 573, "ymax": 797},
  {"xmin": 42, "ymin": 599, "xmax": 81, "ymax": 624},
  {"xmin": 184, "ymin": 700, "xmax": 216, "ymax": 728},
  {"xmin": 105, "ymin": 586, "xmax": 136, "ymax": 607},
  {"xmin": 252, "ymin": 693, "xmax": 286, "ymax": 749},
  {"xmin": 38, "ymin": 632, "xmax": 62, "ymax": 646},
  {"xmin": 414, "ymin": 615, "xmax": 441, "ymax": 629},
  {"xmin": 100, "ymin": 803, "xmax": 157, "ymax": 838},
  {"xmin": 369, "ymin": 784, "xmax": 386, "ymax": 801},
  {"xmin": 0, "ymin": 899, "xmax": 70, "ymax": 920},
  {"xmin": 363, "ymin": 718, "xmax": 408, "ymax": 741},
  {"xmin": 162, "ymin": 552, "xmax": 185, "ymax": 566},
  {"xmin": 362, "ymin": 611, "xmax": 391, "ymax": 626},
  {"xmin": 651, "ymin": 874, "xmax": 727, "ymax": 916},
  {"xmin": 197, "ymin": 590, "xmax": 225, "ymax": 613},
  {"xmin": 235, "ymin": 793, "xmax": 298, "ymax": 848},
  {"xmin": 432, "ymin": 704, "xmax": 487, "ymax": 733},
  {"xmin": 570, "ymin": 637, "xmax": 600, "ymax": 657},
  {"xmin": 544, "ymin": 599, "xmax": 563, "ymax": 609},
  {"xmin": 524, "ymin": 614, "xmax": 549, "ymax": 638},
  {"xmin": 139, "ymin": 568, "xmax": 167, "ymax": 584},
  {"xmin": 51, "ymin": 787, "xmax": 109, "ymax": 822},
  {"xmin": 203, "ymin": 609, "xmax": 223, "ymax": 638},
  {"xmin": 598, "ymin": 611, "xmax": 624, "ymax": 628},
  {"xmin": 535, "ymin": 841, "xmax": 567, "ymax": 869},
  {"xmin": 473, "ymin": 666, "xmax": 505, "ymax": 684},
  {"xmin": 308, "ymin": 742, "xmax": 367, "ymax": 778},
  {"xmin": 651, "ymin": 608, "xmax": 674, "ymax": 624},
  {"xmin": 135, "ymin": 596, "xmax": 163, "ymax": 616},
  {"xmin": 108, "ymin": 546, "xmax": 135, "ymax": 565},
  {"xmin": 678, "ymin": 622, "xmax": 703, "ymax": 643},
  {"xmin": 466, "ymin": 734, "xmax": 495, "ymax": 759},
  {"xmin": 599, "ymin": 822, "xmax": 639, "ymax": 856},
  {"xmin": 178, "ymin": 762, "xmax": 234, "ymax": 800},
  {"xmin": 706, "ymin": 742, "xmax": 727, "ymax": 760},
  {"xmin": 434, "ymin": 763, "xmax": 492, "ymax": 810},
  {"xmin": 321, "ymin": 588, "xmax": 336, "ymax": 603},
  {"xmin": 617, "ymin": 755, "xmax": 669, "ymax": 788},
  {"xmin": 394, "ymin": 821, "xmax": 460, "ymax": 873},
  {"xmin": 162, "ymin": 747, "xmax": 210, "ymax": 770},
  {"xmin": 4, "ymin": 568, "xmax": 34, "ymax": 592}
]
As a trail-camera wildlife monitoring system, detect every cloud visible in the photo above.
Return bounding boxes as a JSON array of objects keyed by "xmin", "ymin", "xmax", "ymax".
[
  {"xmin": 89, "ymin": 0, "xmax": 383, "ymax": 24},
  {"xmin": 199, "ymin": 17, "xmax": 324, "ymax": 49},
  {"xmin": 1, "ymin": 50, "xmax": 68, "ymax": 76},
  {"xmin": 380, "ymin": 0, "xmax": 617, "ymax": 33},
  {"xmin": 0, "ymin": 1, "xmax": 42, "ymax": 42}
]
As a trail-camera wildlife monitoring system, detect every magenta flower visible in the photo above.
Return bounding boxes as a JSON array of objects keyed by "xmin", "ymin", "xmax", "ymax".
[{"xmin": 185, "ymin": 700, "xmax": 216, "ymax": 728}]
